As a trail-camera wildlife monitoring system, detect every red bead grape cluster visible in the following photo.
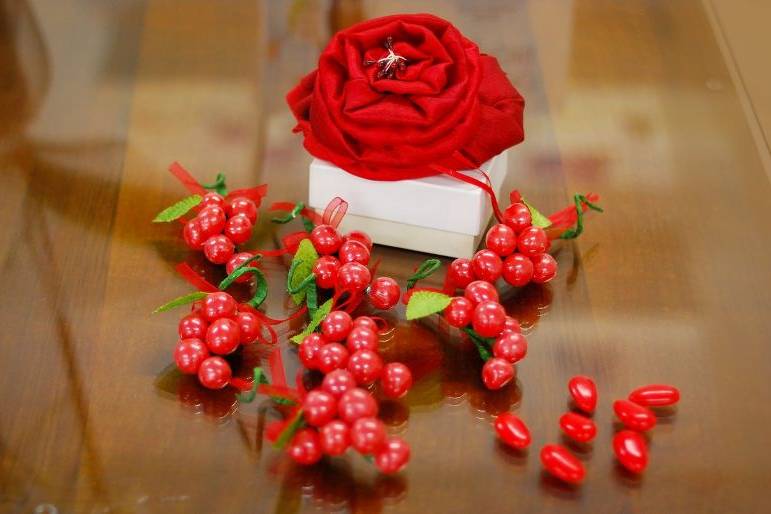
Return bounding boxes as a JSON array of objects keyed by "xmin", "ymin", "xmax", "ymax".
[
  {"xmin": 183, "ymin": 193, "xmax": 259, "ymax": 265},
  {"xmin": 174, "ymin": 292, "xmax": 263, "ymax": 389}
]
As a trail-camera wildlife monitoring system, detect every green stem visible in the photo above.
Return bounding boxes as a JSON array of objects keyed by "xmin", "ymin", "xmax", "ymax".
[
  {"xmin": 406, "ymin": 258, "xmax": 442, "ymax": 290},
  {"xmin": 202, "ymin": 172, "xmax": 228, "ymax": 196},
  {"xmin": 559, "ymin": 194, "xmax": 604, "ymax": 240}
]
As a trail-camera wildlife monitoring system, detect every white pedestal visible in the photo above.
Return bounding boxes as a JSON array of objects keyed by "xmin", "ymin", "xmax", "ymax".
[{"xmin": 308, "ymin": 151, "xmax": 509, "ymax": 258}]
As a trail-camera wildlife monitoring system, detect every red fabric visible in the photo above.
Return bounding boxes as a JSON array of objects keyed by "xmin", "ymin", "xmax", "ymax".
[{"xmin": 287, "ymin": 13, "xmax": 524, "ymax": 181}]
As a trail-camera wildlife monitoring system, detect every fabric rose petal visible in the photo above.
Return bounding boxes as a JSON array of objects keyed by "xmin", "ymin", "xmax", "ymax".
[{"xmin": 287, "ymin": 13, "xmax": 525, "ymax": 181}]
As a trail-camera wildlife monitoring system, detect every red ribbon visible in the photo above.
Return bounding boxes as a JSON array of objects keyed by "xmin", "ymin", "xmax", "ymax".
[
  {"xmin": 169, "ymin": 162, "xmax": 208, "ymax": 196},
  {"xmin": 322, "ymin": 197, "xmax": 348, "ymax": 228}
]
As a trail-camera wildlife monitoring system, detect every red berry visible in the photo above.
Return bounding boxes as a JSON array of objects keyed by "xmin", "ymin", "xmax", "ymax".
[
  {"xmin": 346, "ymin": 326, "xmax": 378, "ymax": 353},
  {"xmin": 338, "ymin": 240, "xmax": 370, "ymax": 265},
  {"xmin": 310, "ymin": 224, "xmax": 342, "ymax": 255},
  {"xmin": 443, "ymin": 297, "xmax": 474, "ymax": 328},
  {"xmin": 347, "ymin": 350, "xmax": 383, "ymax": 385},
  {"xmin": 464, "ymin": 280, "xmax": 499, "ymax": 304},
  {"xmin": 178, "ymin": 313, "xmax": 208, "ymax": 340},
  {"xmin": 613, "ymin": 430, "xmax": 648, "ymax": 473},
  {"xmin": 226, "ymin": 196, "xmax": 258, "ymax": 224},
  {"xmin": 321, "ymin": 311, "xmax": 353, "ymax": 342},
  {"xmin": 613, "ymin": 400, "xmax": 657, "ymax": 432},
  {"xmin": 197, "ymin": 205, "xmax": 227, "ymax": 237},
  {"xmin": 338, "ymin": 388, "xmax": 378, "ymax": 423},
  {"xmin": 316, "ymin": 343, "xmax": 349, "ymax": 374},
  {"xmin": 303, "ymin": 390, "xmax": 338, "ymax": 427},
  {"xmin": 374, "ymin": 436, "xmax": 410, "ymax": 474},
  {"xmin": 287, "ymin": 428, "xmax": 322, "ymax": 465},
  {"xmin": 559, "ymin": 412, "xmax": 597, "ymax": 443},
  {"xmin": 352, "ymin": 316, "xmax": 378, "ymax": 332},
  {"xmin": 628, "ymin": 384, "xmax": 680, "ymax": 407},
  {"xmin": 502, "ymin": 316, "xmax": 521, "ymax": 334},
  {"xmin": 485, "ymin": 224, "xmax": 517, "ymax": 256},
  {"xmin": 367, "ymin": 277, "xmax": 400, "ymax": 310},
  {"xmin": 471, "ymin": 249, "xmax": 503, "ymax": 283},
  {"xmin": 482, "ymin": 358, "xmax": 515, "ymax": 390},
  {"xmin": 381, "ymin": 363, "xmax": 413, "ymax": 399},
  {"xmin": 319, "ymin": 420, "xmax": 350, "ymax": 456},
  {"xmin": 226, "ymin": 252, "xmax": 257, "ymax": 283},
  {"xmin": 344, "ymin": 230, "xmax": 373, "ymax": 251},
  {"xmin": 494, "ymin": 412, "xmax": 531, "ymax": 449},
  {"xmin": 197, "ymin": 356, "xmax": 232, "ymax": 389},
  {"xmin": 517, "ymin": 227, "xmax": 550, "ymax": 257},
  {"xmin": 235, "ymin": 311, "xmax": 261, "ymax": 345},
  {"xmin": 492, "ymin": 332, "xmax": 527, "ymax": 363},
  {"xmin": 336, "ymin": 262, "xmax": 371, "ymax": 292},
  {"xmin": 205, "ymin": 318, "xmax": 241, "ymax": 355},
  {"xmin": 531, "ymin": 253, "xmax": 557, "ymax": 284},
  {"xmin": 350, "ymin": 417, "xmax": 387, "ymax": 454},
  {"xmin": 200, "ymin": 192, "xmax": 225, "ymax": 209},
  {"xmin": 299, "ymin": 333, "xmax": 325, "ymax": 369},
  {"xmin": 502, "ymin": 203, "xmax": 532, "ymax": 233},
  {"xmin": 312, "ymin": 256, "xmax": 340, "ymax": 290},
  {"xmin": 202, "ymin": 235, "xmax": 235, "ymax": 264},
  {"xmin": 202, "ymin": 292, "xmax": 238, "ymax": 322},
  {"xmin": 540, "ymin": 444, "xmax": 585, "ymax": 484},
  {"xmin": 174, "ymin": 338, "xmax": 209, "ymax": 374},
  {"xmin": 472, "ymin": 301, "xmax": 506, "ymax": 338},
  {"xmin": 502, "ymin": 253, "xmax": 534, "ymax": 287},
  {"xmin": 568, "ymin": 376, "xmax": 597, "ymax": 414},
  {"xmin": 182, "ymin": 219, "xmax": 207, "ymax": 250},
  {"xmin": 321, "ymin": 369, "xmax": 356, "ymax": 398},
  {"xmin": 447, "ymin": 258, "xmax": 476, "ymax": 288},
  {"xmin": 223, "ymin": 213, "xmax": 253, "ymax": 245}
]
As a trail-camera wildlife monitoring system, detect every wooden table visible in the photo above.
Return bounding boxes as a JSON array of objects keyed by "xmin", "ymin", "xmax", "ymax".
[{"xmin": 2, "ymin": 1, "xmax": 770, "ymax": 513}]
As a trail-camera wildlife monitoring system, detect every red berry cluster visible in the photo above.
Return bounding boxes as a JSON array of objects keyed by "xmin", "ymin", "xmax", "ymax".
[
  {"xmin": 309, "ymin": 225, "xmax": 400, "ymax": 310},
  {"xmin": 174, "ymin": 292, "xmax": 263, "ymax": 389},
  {"xmin": 287, "ymin": 311, "xmax": 413, "ymax": 473},
  {"xmin": 183, "ymin": 192, "xmax": 259, "ymax": 265}
]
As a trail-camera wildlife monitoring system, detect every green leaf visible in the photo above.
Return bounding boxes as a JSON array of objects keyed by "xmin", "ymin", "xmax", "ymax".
[
  {"xmin": 523, "ymin": 199, "xmax": 552, "ymax": 229},
  {"xmin": 152, "ymin": 194, "xmax": 202, "ymax": 223},
  {"xmin": 290, "ymin": 298, "xmax": 333, "ymax": 344},
  {"xmin": 273, "ymin": 409, "xmax": 306, "ymax": 450},
  {"xmin": 153, "ymin": 291, "xmax": 207, "ymax": 313},
  {"xmin": 287, "ymin": 239, "xmax": 318, "ymax": 305},
  {"xmin": 406, "ymin": 258, "xmax": 442, "ymax": 290},
  {"xmin": 406, "ymin": 291, "xmax": 452, "ymax": 320}
]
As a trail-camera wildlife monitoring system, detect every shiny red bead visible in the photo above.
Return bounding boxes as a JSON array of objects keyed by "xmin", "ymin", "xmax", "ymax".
[
  {"xmin": 374, "ymin": 436, "xmax": 410, "ymax": 474},
  {"xmin": 472, "ymin": 301, "xmax": 506, "ymax": 338},
  {"xmin": 321, "ymin": 310, "xmax": 353, "ymax": 342},
  {"xmin": 613, "ymin": 400, "xmax": 657, "ymax": 432},
  {"xmin": 197, "ymin": 205, "xmax": 227, "ymax": 237},
  {"xmin": 287, "ymin": 428, "xmax": 323, "ymax": 465},
  {"xmin": 299, "ymin": 333, "xmax": 325, "ymax": 369},
  {"xmin": 447, "ymin": 258, "xmax": 476, "ymax": 288},
  {"xmin": 200, "ymin": 192, "xmax": 225, "ymax": 209},
  {"xmin": 613, "ymin": 430, "xmax": 648, "ymax": 473},
  {"xmin": 502, "ymin": 253, "xmax": 534, "ymax": 287},
  {"xmin": 182, "ymin": 219, "xmax": 207, "ymax": 250},
  {"xmin": 336, "ymin": 262, "xmax": 371, "ymax": 292},
  {"xmin": 517, "ymin": 227, "xmax": 550, "ymax": 257},
  {"xmin": 347, "ymin": 350, "xmax": 383, "ymax": 385},
  {"xmin": 316, "ymin": 343, "xmax": 349, "ymax": 374},
  {"xmin": 568, "ymin": 376, "xmax": 598, "ymax": 414},
  {"xmin": 344, "ymin": 230, "xmax": 373, "ymax": 251},
  {"xmin": 346, "ymin": 326, "xmax": 378, "ymax": 353},
  {"xmin": 321, "ymin": 369, "xmax": 357, "ymax": 398},
  {"xmin": 197, "ymin": 356, "xmax": 232, "ymax": 389},
  {"xmin": 205, "ymin": 318, "xmax": 241, "ymax": 355},
  {"xmin": 471, "ymin": 249, "xmax": 503, "ymax": 283},
  {"xmin": 338, "ymin": 240, "xmax": 371, "ymax": 265},
  {"xmin": 352, "ymin": 316, "xmax": 378, "ymax": 332},
  {"xmin": 338, "ymin": 388, "xmax": 378, "ymax": 423},
  {"xmin": 540, "ymin": 444, "xmax": 585, "ymax": 484},
  {"xmin": 310, "ymin": 224, "xmax": 342, "ymax": 255},
  {"xmin": 178, "ymin": 312, "xmax": 208, "ymax": 340},
  {"xmin": 350, "ymin": 417, "xmax": 387, "ymax": 454},
  {"xmin": 202, "ymin": 292, "xmax": 238, "ymax": 322},
  {"xmin": 494, "ymin": 412, "xmax": 531, "ymax": 449},
  {"xmin": 531, "ymin": 253, "xmax": 558, "ymax": 284},
  {"xmin": 482, "ymin": 357, "xmax": 515, "ymax": 390},
  {"xmin": 225, "ymin": 196, "xmax": 258, "ymax": 224},
  {"xmin": 235, "ymin": 311, "xmax": 261, "ymax": 345},
  {"xmin": 226, "ymin": 252, "xmax": 257, "ymax": 283},
  {"xmin": 559, "ymin": 412, "xmax": 597, "ymax": 443},
  {"xmin": 367, "ymin": 277, "xmax": 400, "ymax": 310},
  {"xmin": 443, "ymin": 296, "xmax": 474, "ymax": 328},
  {"xmin": 381, "ymin": 362, "xmax": 413, "ymax": 399},
  {"xmin": 492, "ymin": 332, "xmax": 528, "ymax": 363},
  {"xmin": 174, "ymin": 338, "xmax": 209, "ymax": 374},
  {"xmin": 485, "ymin": 223, "xmax": 517, "ymax": 257},
  {"xmin": 502, "ymin": 316, "xmax": 521, "ymax": 334},
  {"xmin": 502, "ymin": 202, "xmax": 532, "ymax": 233},
  {"xmin": 202, "ymin": 235, "xmax": 235, "ymax": 264},
  {"xmin": 464, "ymin": 280, "xmax": 499, "ymax": 304},
  {"xmin": 628, "ymin": 384, "xmax": 680, "ymax": 407},
  {"xmin": 223, "ymin": 213, "xmax": 253, "ymax": 245},
  {"xmin": 319, "ymin": 420, "xmax": 350, "ymax": 456},
  {"xmin": 312, "ymin": 255, "xmax": 340, "ymax": 289},
  {"xmin": 302, "ymin": 390, "xmax": 338, "ymax": 427}
]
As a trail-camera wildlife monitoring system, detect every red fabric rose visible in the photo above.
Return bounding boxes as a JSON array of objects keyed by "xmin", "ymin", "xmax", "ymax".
[{"xmin": 287, "ymin": 13, "xmax": 525, "ymax": 181}]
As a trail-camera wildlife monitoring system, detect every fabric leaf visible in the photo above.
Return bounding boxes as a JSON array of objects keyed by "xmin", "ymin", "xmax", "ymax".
[
  {"xmin": 290, "ymin": 298, "xmax": 333, "ymax": 344},
  {"xmin": 287, "ymin": 239, "xmax": 319, "ymax": 305},
  {"xmin": 523, "ymin": 199, "xmax": 552, "ymax": 229},
  {"xmin": 152, "ymin": 195, "xmax": 202, "ymax": 223},
  {"xmin": 153, "ymin": 291, "xmax": 207, "ymax": 313},
  {"xmin": 405, "ymin": 291, "xmax": 452, "ymax": 320}
]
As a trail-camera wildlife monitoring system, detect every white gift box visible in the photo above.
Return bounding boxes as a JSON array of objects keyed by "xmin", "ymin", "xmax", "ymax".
[{"xmin": 308, "ymin": 151, "xmax": 509, "ymax": 258}]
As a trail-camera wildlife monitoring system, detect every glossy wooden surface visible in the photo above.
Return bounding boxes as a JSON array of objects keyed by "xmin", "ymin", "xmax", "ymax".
[{"xmin": 2, "ymin": 1, "xmax": 771, "ymax": 513}]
